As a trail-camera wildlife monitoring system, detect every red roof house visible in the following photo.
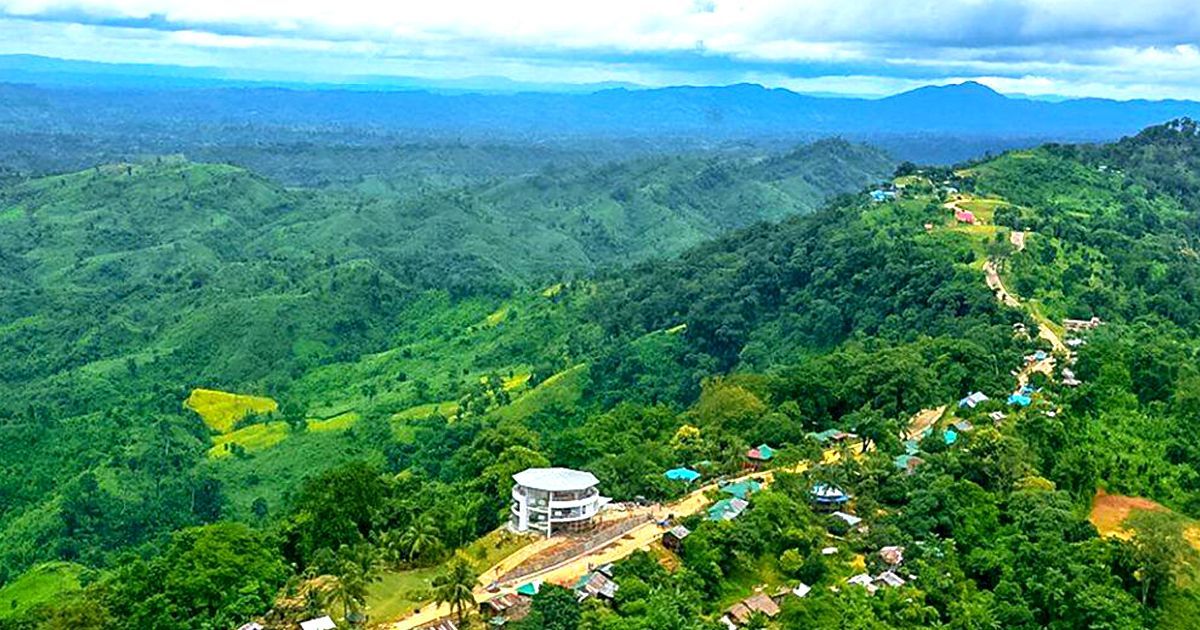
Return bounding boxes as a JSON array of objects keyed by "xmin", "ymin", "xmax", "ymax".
[{"xmin": 955, "ymin": 210, "xmax": 976, "ymax": 224}]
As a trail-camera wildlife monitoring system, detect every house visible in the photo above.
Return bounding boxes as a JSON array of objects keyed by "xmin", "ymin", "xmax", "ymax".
[
  {"xmin": 480, "ymin": 593, "xmax": 531, "ymax": 624},
  {"xmin": 1034, "ymin": 350, "xmax": 1047, "ymax": 361},
  {"xmin": 664, "ymin": 467, "xmax": 701, "ymax": 483},
  {"xmin": 720, "ymin": 480, "xmax": 763, "ymax": 500},
  {"xmin": 1063, "ymin": 368, "xmax": 1081, "ymax": 387},
  {"xmin": 958, "ymin": 391, "xmax": 989, "ymax": 409},
  {"xmin": 810, "ymin": 483, "xmax": 850, "ymax": 509},
  {"xmin": 510, "ymin": 468, "xmax": 611, "ymax": 537},
  {"xmin": 808, "ymin": 428, "xmax": 856, "ymax": 444},
  {"xmin": 924, "ymin": 223, "xmax": 934, "ymax": 231},
  {"xmin": 300, "ymin": 617, "xmax": 337, "ymax": 630},
  {"xmin": 988, "ymin": 411, "xmax": 1007, "ymax": 423},
  {"xmin": 238, "ymin": 624, "xmax": 264, "ymax": 630},
  {"xmin": 951, "ymin": 420, "xmax": 974, "ymax": 433},
  {"xmin": 821, "ymin": 546, "xmax": 839, "ymax": 555},
  {"xmin": 944, "ymin": 429, "xmax": 959, "ymax": 445},
  {"xmin": 662, "ymin": 525, "xmax": 691, "ymax": 551},
  {"xmin": 1008, "ymin": 393, "xmax": 1032, "ymax": 407},
  {"xmin": 575, "ymin": 570, "xmax": 619, "ymax": 601},
  {"xmin": 879, "ymin": 545, "xmax": 904, "ymax": 566},
  {"xmin": 831, "ymin": 511, "xmax": 863, "ymax": 528},
  {"xmin": 875, "ymin": 571, "xmax": 907, "ymax": 588},
  {"xmin": 1066, "ymin": 337, "xmax": 1086, "ymax": 348},
  {"xmin": 869, "ymin": 190, "xmax": 896, "ymax": 203},
  {"xmin": 516, "ymin": 581, "xmax": 542, "ymax": 597},
  {"xmin": 847, "ymin": 573, "xmax": 879, "ymax": 595},
  {"xmin": 894, "ymin": 453, "xmax": 924, "ymax": 474},
  {"xmin": 1064, "ymin": 316, "xmax": 1103, "ymax": 332},
  {"xmin": 723, "ymin": 594, "xmax": 781, "ymax": 627},
  {"xmin": 745, "ymin": 444, "xmax": 776, "ymax": 470},
  {"xmin": 955, "ymin": 210, "xmax": 976, "ymax": 224},
  {"xmin": 708, "ymin": 497, "xmax": 750, "ymax": 521}
]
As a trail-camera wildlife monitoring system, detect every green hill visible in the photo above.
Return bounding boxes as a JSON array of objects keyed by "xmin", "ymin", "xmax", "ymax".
[{"xmin": 12, "ymin": 124, "xmax": 1200, "ymax": 628}]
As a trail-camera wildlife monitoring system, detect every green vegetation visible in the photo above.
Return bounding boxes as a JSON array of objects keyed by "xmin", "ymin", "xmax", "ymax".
[
  {"xmin": 9, "ymin": 122, "xmax": 1200, "ymax": 629},
  {"xmin": 0, "ymin": 562, "xmax": 85, "ymax": 621}
]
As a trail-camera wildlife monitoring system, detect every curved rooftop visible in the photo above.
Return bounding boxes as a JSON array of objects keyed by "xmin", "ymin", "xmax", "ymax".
[{"xmin": 513, "ymin": 467, "xmax": 599, "ymax": 491}]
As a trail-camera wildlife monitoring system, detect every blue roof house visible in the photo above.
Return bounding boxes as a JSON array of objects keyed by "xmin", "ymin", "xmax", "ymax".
[{"xmin": 665, "ymin": 467, "xmax": 701, "ymax": 483}]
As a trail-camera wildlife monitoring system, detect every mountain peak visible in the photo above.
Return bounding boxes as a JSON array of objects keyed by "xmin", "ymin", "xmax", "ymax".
[{"xmin": 886, "ymin": 80, "xmax": 1007, "ymax": 102}]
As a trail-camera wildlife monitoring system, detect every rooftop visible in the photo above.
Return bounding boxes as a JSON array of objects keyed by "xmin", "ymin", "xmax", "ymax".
[{"xmin": 512, "ymin": 467, "xmax": 599, "ymax": 491}]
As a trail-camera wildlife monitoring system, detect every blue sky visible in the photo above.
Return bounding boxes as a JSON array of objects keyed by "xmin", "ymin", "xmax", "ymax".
[{"xmin": 1, "ymin": 0, "xmax": 1199, "ymax": 98}]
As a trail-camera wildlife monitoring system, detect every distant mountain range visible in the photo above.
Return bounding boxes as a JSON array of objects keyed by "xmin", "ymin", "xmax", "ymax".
[{"xmin": 5, "ymin": 54, "xmax": 1200, "ymax": 165}]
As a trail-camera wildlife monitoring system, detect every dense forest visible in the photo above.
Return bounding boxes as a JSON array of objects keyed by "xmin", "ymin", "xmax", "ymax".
[{"xmin": 5, "ymin": 120, "xmax": 1200, "ymax": 629}]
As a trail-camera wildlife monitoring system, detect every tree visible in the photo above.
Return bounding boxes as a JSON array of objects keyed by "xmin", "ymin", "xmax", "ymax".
[
  {"xmin": 97, "ymin": 522, "xmax": 289, "ymax": 630},
  {"xmin": 432, "ymin": 559, "xmax": 478, "ymax": 626},
  {"xmin": 327, "ymin": 543, "xmax": 382, "ymax": 625},
  {"xmin": 1122, "ymin": 510, "xmax": 1199, "ymax": 606},
  {"xmin": 529, "ymin": 584, "xmax": 581, "ymax": 630},
  {"xmin": 397, "ymin": 516, "xmax": 443, "ymax": 565}
]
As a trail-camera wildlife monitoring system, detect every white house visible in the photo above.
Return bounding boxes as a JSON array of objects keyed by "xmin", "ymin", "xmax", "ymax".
[
  {"xmin": 511, "ymin": 468, "xmax": 610, "ymax": 537},
  {"xmin": 300, "ymin": 617, "xmax": 336, "ymax": 630}
]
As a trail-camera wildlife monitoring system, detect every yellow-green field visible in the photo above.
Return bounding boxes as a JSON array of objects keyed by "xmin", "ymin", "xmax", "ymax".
[
  {"xmin": 502, "ymin": 371, "xmax": 531, "ymax": 391},
  {"xmin": 185, "ymin": 388, "xmax": 277, "ymax": 434},
  {"xmin": 208, "ymin": 422, "xmax": 288, "ymax": 458},
  {"xmin": 308, "ymin": 411, "xmax": 360, "ymax": 433},
  {"xmin": 393, "ymin": 401, "xmax": 460, "ymax": 422},
  {"xmin": 0, "ymin": 562, "xmax": 84, "ymax": 620},
  {"xmin": 207, "ymin": 412, "xmax": 361, "ymax": 458},
  {"xmin": 955, "ymin": 197, "xmax": 1010, "ymax": 223},
  {"xmin": 483, "ymin": 305, "xmax": 511, "ymax": 327}
]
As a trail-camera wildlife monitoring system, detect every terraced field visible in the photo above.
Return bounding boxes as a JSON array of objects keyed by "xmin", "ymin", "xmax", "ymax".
[{"xmin": 184, "ymin": 388, "xmax": 278, "ymax": 434}]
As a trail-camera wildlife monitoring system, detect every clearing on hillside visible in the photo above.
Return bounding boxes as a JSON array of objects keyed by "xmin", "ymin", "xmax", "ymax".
[
  {"xmin": 1090, "ymin": 490, "xmax": 1200, "ymax": 549},
  {"xmin": 185, "ymin": 388, "xmax": 278, "ymax": 434},
  {"xmin": 0, "ymin": 562, "xmax": 84, "ymax": 620}
]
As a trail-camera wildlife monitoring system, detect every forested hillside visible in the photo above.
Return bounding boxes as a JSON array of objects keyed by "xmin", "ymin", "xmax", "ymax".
[
  {"xmin": 7, "ymin": 123, "xmax": 1200, "ymax": 629},
  {"xmin": 0, "ymin": 140, "xmax": 890, "ymax": 585}
]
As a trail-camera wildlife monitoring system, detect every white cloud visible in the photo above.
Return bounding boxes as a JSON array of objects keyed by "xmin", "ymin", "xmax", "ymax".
[{"xmin": 1, "ymin": 1, "xmax": 1200, "ymax": 98}]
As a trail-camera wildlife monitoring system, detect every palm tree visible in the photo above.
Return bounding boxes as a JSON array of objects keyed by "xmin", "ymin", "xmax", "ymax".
[
  {"xmin": 399, "ymin": 516, "xmax": 442, "ymax": 564},
  {"xmin": 432, "ymin": 559, "xmax": 478, "ymax": 626},
  {"xmin": 377, "ymin": 529, "xmax": 406, "ymax": 570},
  {"xmin": 327, "ymin": 543, "xmax": 383, "ymax": 626}
]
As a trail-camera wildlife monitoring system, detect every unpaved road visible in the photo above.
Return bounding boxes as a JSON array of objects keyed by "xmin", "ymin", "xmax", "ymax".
[{"xmin": 984, "ymin": 260, "xmax": 1020, "ymax": 309}]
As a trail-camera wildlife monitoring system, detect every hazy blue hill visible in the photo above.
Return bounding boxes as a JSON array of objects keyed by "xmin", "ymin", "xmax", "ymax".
[{"xmin": 5, "ymin": 77, "xmax": 1200, "ymax": 171}]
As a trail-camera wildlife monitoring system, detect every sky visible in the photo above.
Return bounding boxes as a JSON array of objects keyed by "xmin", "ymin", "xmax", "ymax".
[{"xmin": 1, "ymin": 0, "xmax": 1200, "ymax": 99}]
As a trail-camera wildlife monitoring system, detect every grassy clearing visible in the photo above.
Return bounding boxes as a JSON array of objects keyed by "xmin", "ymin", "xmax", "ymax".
[
  {"xmin": 366, "ymin": 529, "xmax": 533, "ymax": 623},
  {"xmin": 208, "ymin": 422, "xmax": 289, "ymax": 458},
  {"xmin": 393, "ymin": 401, "xmax": 459, "ymax": 422},
  {"xmin": 1090, "ymin": 490, "xmax": 1200, "ymax": 549},
  {"xmin": 184, "ymin": 388, "xmax": 277, "ymax": 434},
  {"xmin": 492, "ymin": 364, "xmax": 587, "ymax": 424},
  {"xmin": 503, "ymin": 371, "xmax": 532, "ymax": 391},
  {"xmin": 956, "ymin": 198, "xmax": 1009, "ymax": 223},
  {"xmin": 483, "ymin": 305, "xmax": 511, "ymax": 327},
  {"xmin": 0, "ymin": 562, "xmax": 85, "ymax": 620},
  {"xmin": 714, "ymin": 554, "xmax": 786, "ymax": 611},
  {"xmin": 308, "ymin": 411, "xmax": 359, "ymax": 433}
]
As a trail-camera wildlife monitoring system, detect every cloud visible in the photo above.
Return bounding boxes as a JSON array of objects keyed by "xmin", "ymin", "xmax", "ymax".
[{"xmin": 1, "ymin": 0, "xmax": 1199, "ymax": 98}]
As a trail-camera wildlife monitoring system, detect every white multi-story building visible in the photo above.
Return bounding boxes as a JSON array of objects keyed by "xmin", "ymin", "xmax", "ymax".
[{"xmin": 510, "ymin": 468, "xmax": 610, "ymax": 537}]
